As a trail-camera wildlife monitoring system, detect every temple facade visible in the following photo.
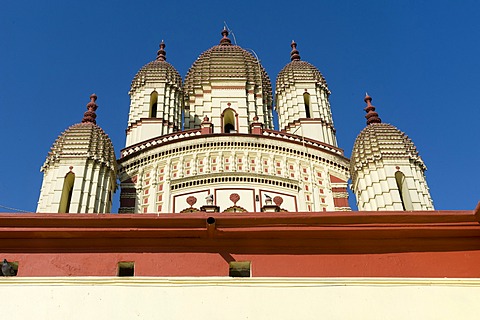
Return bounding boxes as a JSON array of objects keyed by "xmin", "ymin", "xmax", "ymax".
[{"xmin": 37, "ymin": 28, "xmax": 434, "ymax": 214}]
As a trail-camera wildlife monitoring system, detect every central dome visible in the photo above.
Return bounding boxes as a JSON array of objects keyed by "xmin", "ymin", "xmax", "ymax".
[{"xmin": 184, "ymin": 29, "xmax": 272, "ymax": 104}]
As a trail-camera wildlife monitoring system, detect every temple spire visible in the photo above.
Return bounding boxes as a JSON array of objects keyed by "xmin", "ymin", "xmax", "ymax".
[
  {"xmin": 290, "ymin": 40, "xmax": 301, "ymax": 61},
  {"xmin": 220, "ymin": 27, "xmax": 231, "ymax": 45},
  {"xmin": 82, "ymin": 94, "xmax": 98, "ymax": 124},
  {"xmin": 156, "ymin": 40, "xmax": 166, "ymax": 61},
  {"xmin": 364, "ymin": 93, "xmax": 381, "ymax": 125}
]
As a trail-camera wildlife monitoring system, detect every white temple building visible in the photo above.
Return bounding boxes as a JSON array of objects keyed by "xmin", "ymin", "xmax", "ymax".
[{"xmin": 37, "ymin": 28, "xmax": 433, "ymax": 214}]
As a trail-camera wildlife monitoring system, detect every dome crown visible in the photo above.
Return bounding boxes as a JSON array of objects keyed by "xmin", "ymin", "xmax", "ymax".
[
  {"xmin": 41, "ymin": 95, "xmax": 116, "ymax": 172},
  {"xmin": 184, "ymin": 28, "xmax": 272, "ymax": 102},
  {"xmin": 130, "ymin": 41, "xmax": 182, "ymax": 95},
  {"xmin": 350, "ymin": 96, "xmax": 425, "ymax": 178},
  {"xmin": 276, "ymin": 41, "xmax": 329, "ymax": 92}
]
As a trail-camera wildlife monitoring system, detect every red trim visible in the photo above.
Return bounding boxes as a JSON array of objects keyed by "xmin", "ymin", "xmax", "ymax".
[{"xmin": 330, "ymin": 174, "xmax": 347, "ymax": 184}]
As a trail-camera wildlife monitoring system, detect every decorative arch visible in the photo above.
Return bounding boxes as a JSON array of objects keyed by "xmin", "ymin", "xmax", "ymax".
[
  {"xmin": 180, "ymin": 207, "xmax": 201, "ymax": 213},
  {"xmin": 303, "ymin": 92, "xmax": 311, "ymax": 118},
  {"xmin": 59, "ymin": 172, "xmax": 75, "ymax": 213},
  {"xmin": 395, "ymin": 171, "xmax": 413, "ymax": 211},
  {"xmin": 222, "ymin": 205, "xmax": 247, "ymax": 213},
  {"xmin": 221, "ymin": 108, "xmax": 238, "ymax": 133},
  {"xmin": 149, "ymin": 91, "xmax": 158, "ymax": 118}
]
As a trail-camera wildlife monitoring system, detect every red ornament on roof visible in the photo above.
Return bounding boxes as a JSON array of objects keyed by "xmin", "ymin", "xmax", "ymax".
[
  {"xmin": 157, "ymin": 40, "xmax": 166, "ymax": 61},
  {"xmin": 220, "ymin": 27, "xmax": 232, "ymax": 45},
  {"xmin": 290, "ymin": 40, "xmax": 301, "ymax": 61},
  {"xmin": 364, "ymin": 93, "xmax": 381, "ymax": 125},
  {"xmin": 82, "ymin": 94, "xmax": 98, "ymax": 124}
]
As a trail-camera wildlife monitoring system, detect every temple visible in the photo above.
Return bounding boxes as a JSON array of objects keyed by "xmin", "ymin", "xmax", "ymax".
[{"xmin": 1, "ymin": 29, "xmax": 479, "ymax": 319}]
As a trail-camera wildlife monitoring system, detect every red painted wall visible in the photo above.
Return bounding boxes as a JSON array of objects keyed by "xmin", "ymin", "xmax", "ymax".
[{"xmin": 3, "ymin": 250, "xmax": 480, "ymax": 278}]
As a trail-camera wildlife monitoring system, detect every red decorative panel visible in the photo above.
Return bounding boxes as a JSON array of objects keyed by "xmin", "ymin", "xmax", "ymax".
[{"xmin": 334, "ymin": 198, "xmax": 349, "ymax": 207}]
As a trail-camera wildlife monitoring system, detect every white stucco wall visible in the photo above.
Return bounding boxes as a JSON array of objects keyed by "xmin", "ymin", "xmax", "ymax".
[{"xmin": 1, "ymin": 277, "xmax": 479, "ymax": 319}]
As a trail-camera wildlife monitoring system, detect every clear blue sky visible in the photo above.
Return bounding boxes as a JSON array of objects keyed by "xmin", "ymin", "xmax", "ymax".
[{"xmin": 1, "ymin": 1, "xmax": 479, "ymax": 212}]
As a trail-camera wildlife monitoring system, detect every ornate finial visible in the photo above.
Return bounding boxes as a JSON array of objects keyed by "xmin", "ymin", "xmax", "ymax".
[
  {"xmin": 364, "ymin": 93, "xmax": 381, "ymax": 125},
  {"xmin": 156, "ymin": 40, "xmax": 166, "ymax": 61},
  {"xmin": 290, "ymin": 40, "xmax": 301, "ymax": 61},
  {"xmin": 220, "ymin": 27, "xmax": 232, "ymax": 45},
  {"xmin": 82, "ymin": 94, "xmax": 98, "ymax": 124}
]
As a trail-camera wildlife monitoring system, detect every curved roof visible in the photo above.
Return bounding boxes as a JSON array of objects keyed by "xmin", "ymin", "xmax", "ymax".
[
  {"xmin": 42, "ymin": 122, "xmax": 116, "ymax": 172},
  {"xmin": 276, "ymin": 41, "xmax": 329, "ymax": 92},
  {"xmin": 130, "ymin": 42, "xmax": 182, "ymax": 95},
  {"xmin": 350, "ymin": 123, "xmax": 426, "ymax": 176},
  {"xmin": 184, "ymin": 29, "xmax": 272, "ymax": 104}
]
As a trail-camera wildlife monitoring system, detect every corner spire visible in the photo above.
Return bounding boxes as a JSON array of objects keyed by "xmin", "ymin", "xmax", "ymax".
[
  {"xmin": 82, "ymin": 94, "xmax": 98, "ymax": 124},
  {"xmin": 290, "ymin": 40, "xmax": 301, "ymax": 61},
  {"xmin": 364, "ymin": 93, "xmax": 381, "ymax": 125},
  {"xmin": 156, "ymin": 40, "xmax": 166, "ymax": 61},
  {"xmin": 220, "ymin": 27, "xmax": 232, "ymax": 45}
]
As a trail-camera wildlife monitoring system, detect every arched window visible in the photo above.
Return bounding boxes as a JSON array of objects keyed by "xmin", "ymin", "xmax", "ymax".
[
  {"xmin": 395, "ymin": 171, "xmax": 413, "ymax": 211},
  {"xmin": 59, "ymin": 172, "xmax": 75, "ymax": 213},
  {"xmin": 222, "ymin": 108, "xmax": 237, "ymax": 133},
  {"xmin": 149, "ymin": 91, "xmax": 158, "ymax": 118},
  {"xmin": 303, "ymin": 92, "xmax": 311, "ymax": 118}
]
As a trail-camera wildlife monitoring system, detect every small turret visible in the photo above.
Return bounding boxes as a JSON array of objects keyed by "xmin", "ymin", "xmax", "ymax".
[{"xmin": 350, "ymin": 94, "xmax": 434, "ymax": 211}]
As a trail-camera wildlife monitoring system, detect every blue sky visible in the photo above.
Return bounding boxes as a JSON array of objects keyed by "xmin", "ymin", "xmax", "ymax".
[{"xmin": 1, "ymin": 1, "xmax": 479, "ymax": 212}]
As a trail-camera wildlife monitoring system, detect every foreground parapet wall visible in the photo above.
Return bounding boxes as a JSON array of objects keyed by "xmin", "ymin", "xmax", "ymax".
[{"xmin": 0, "ymin": 277, "xmax": 480, "ymax": 319}]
